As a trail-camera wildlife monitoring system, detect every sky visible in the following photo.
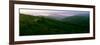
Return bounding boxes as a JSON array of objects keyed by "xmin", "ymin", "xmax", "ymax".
[{"xmin": 20, "ymin": 9, "xmax": 89, "ymax": 17}]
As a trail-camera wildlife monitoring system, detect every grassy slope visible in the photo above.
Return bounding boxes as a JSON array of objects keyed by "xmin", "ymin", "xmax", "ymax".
[
  {"xmin": 20, "ymin": 14, "xmax": 89, "ymax": 36},
  {"xmin": 63, "ymin": 15, "xmax": 89, "ymax": 26}
]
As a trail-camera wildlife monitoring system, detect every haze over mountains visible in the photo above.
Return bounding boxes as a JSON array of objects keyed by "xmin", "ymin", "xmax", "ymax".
[
  {"xmin": 20, "ymin": 9, "xmax": 90, "ymax": 22},
  {"xmin": 20, "ymin": 9, "xmax": 89, "ymax": 19}
]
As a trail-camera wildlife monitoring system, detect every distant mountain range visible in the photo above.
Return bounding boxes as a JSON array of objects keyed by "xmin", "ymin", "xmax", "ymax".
[{"xmin": 46, "ymin": 13, "xmax": 89, "ymax": 21}]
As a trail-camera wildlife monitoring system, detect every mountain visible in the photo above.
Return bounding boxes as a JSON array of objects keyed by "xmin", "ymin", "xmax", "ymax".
[
  {"xmin": 45, "ymin": 13, "xmax": 89, "ymax": 21},
  {"xmin": 19, "ymin": 14, "xmax": 89, "ymax": 36},
  {"xmin": 77, "ymin": 13, "xmax": 89, "ymax": 16},
  {"xmin": 63, "ymin": 14, "xmax": 89, "ymax": 26},
  {"xmin": 46, "ymin": 14, "xmax": 66, "ymax": 20}
]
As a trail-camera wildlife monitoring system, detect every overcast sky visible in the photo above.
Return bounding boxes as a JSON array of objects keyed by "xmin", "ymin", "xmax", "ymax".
[{"xmin": 20, "ymin": 9, "xmax": 89, "ymax": 17}]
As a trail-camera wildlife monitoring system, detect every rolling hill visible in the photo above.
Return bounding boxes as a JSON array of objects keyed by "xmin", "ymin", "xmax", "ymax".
[
  {"xmin": 19, "ymin": 14, "xmax": 89, "ymax": 36},
  {"xmin": 63, "ymin": 15, "xmax": 89, "ymax": 26}
]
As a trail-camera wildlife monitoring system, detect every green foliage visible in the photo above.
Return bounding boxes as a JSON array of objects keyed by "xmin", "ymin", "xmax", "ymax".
[{"xmin": 20, "ymin": 14, "xmax": 89, "ymax": 36}]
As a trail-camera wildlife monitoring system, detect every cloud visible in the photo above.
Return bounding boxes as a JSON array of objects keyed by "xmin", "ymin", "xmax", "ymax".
[{"xmin": 20, "ymin": 9, "xmax": 89, "ymax": 17}]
